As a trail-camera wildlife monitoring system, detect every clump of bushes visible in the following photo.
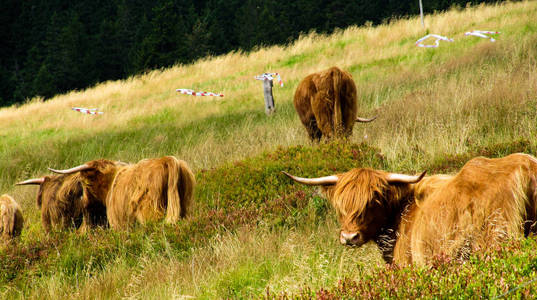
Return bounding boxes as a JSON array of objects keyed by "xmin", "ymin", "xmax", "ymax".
[{"xmin": 268, "ymin": 238, "xmax": 537, "ymax": 299}]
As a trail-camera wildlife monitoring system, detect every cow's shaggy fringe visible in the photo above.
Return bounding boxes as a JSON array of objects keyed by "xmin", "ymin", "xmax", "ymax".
[
  {"xmin": 328, "ymin": 168, "xmax": 410, "ymax": 219},
  {"xmin": 0, "ymin": 194, "xmax": 24, "ymax": 239},
  {"xmin": 37, "ymin": 174, "xmax": 84, "ymax": 232}
]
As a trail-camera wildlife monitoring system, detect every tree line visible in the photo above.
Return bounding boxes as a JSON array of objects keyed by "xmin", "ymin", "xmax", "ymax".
[{"xmin": 0, "ymin": 0, "xmax": 503, "ymax": 107}]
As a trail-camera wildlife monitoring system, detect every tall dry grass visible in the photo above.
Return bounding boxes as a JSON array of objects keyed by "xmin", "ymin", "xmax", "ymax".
[{"xmin": 2, "ymin": 2, "xmax": 535, "ymax": 184}]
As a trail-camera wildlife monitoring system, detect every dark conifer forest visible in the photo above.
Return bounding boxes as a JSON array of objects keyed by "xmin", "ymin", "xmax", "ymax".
[{"xmin": 0, "ymin": 0, "xmax": 501, "ymax": 107}]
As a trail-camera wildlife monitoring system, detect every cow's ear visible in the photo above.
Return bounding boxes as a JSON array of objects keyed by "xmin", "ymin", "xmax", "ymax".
[{"xmin": 320, "ymin": 185, "xmax": 337, "ymax": 199}]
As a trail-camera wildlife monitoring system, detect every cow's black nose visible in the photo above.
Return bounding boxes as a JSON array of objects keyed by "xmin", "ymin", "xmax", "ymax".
[{"xmin": 340, "ymin": 231, "xmax": 360, "ymax": 245}]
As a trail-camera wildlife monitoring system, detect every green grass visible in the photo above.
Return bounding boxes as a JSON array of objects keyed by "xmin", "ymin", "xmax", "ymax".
[
  {"xmin": 3, "ymin": 139, "xmax": 537, "ymax": 298},
  {"xmin": 276, "ymin": 238, "xmax": 537, "ymax": 299}
]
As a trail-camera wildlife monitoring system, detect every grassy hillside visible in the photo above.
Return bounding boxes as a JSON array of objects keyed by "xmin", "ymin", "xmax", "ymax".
[{"xmin": 1, "ymin": 1, "xmax": 537, "ymax": 298}]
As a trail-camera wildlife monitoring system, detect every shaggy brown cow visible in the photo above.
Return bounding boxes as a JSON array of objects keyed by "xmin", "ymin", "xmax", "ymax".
[
  {"xmin": 293, "ymin": 66, "xmax": 376, "ymax": 141},
  {"xmin": 16, "ymin": 173, "xmax": 105, "ymax": 232},
  {"xmin": 283, "ymin": 153, "xmax": 537, "ymax": 265},
  {"xmin": 49, "ymin": 156, "xmax": 195, "ymax": 230},
  {"xmin": 0, "ymin": 194, "xmax": 24, "ymax": 239}
]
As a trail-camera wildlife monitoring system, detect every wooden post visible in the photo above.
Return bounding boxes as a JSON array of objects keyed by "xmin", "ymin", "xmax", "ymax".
[
  {"xmin": 263, "ymin": 78, "xmax": 275, "ymax": 115},
  {"xmin": 419, "ymin": 0, "xmax": 425, "ymax": 28}
]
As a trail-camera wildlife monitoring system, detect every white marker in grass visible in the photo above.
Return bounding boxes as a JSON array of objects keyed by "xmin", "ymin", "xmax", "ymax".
[
  {"xmin": 415, "ymin": 34, "xmax": 454, "ymax": 48},
  {"xmin": 464, "ymin": 30, "xmax": 500, "ymax": 42}
]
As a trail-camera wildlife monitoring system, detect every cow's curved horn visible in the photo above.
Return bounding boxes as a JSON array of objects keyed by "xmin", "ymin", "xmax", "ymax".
[
  {"xmin": 356, "ymin": 116, "xmax": 377, "ymax": 123},
  {"xmin": 16, "ymin": 178, "xmax": 45, "ymax": 185},
  {"xmin": 386, "ymin": 171, "xmax": 426, "ymax": 184},
  {"xmin": 48, "ymin": 164, "xmax": 91, "ymax": 174},
  {"xmin": 282, "ymin": 171, "xmax": 338, "ymax": 185}
]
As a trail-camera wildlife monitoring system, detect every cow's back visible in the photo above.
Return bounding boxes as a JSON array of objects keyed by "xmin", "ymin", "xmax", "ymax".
[
  {"xmin": 106, "ymin": 157, "xmax": 182, "ymax": 229},
  {"xmin": 293, "ymin": 67, "xmax": 359, "ymax": 140},
  {"xmin": 404, "ymin": 153, "xmax": 537, "ymax": 265}
]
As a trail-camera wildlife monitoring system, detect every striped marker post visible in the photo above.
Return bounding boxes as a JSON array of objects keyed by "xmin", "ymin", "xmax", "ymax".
[
  {"xmin": 254, "ymin": 73, "xmax": 284, "ymax": 115},
  {"xmin": 72, "ymin": 107, "xmax": 104, "ymax": 115},
  {"xmin": 176, "ymin": 89, "xmax": 224, "ymax": 97}
]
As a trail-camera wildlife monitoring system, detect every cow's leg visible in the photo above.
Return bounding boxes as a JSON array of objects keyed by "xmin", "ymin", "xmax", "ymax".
[
  {"xmin": 41, "ymin": 209, "xmax": 52, "ymax": 233},
  {"xmin": 79, "ymin": 195, "xmax": 108, "ymax": 232},
  {"xmin": 295, "ymin": 97, "xmax": 322, "ymax": 141},
  {"xmin": 525, "ymin": 176, "xmax": 537, "ymax": 237},
  {"xmin": 306, "ymin": 118, "xmax": 322, "ymax": 142}
]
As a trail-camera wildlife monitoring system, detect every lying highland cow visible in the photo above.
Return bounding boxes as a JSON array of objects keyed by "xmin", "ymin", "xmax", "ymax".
[
  {"xmin": 293, "ymin": 66, "xmax": 376, "ymax": 141},
  {"xmin": 49, "ymin": 156, "xmax": 195, "ymax": 230},
  {"xmin": 16, "ymin": 173, "xmax": 104, "ymax": 232},
  {"xmin": 0, "ymin": 194, "xmax": 24, "ymax": 239},
  {"xmin": 283, "ymin": 153, "xmax": 537, "ymax": 265}
]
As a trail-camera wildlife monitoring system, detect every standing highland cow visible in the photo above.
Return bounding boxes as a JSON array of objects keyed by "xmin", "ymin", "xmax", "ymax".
[
  {"xmin": 293, "ymin": 66, "xmax": 376, "ymax": 141},
  {"xmin": 16, "ymin": 173, "xmax": 104, "ymax": 232},
  {"xmin": 283, "ymin": 153, "xmax": 537, "ymax": 265},
  {"xmin": 49, "ymin": 156, "xmax": 195, "ymax": 230},
  {"xmin": 0, "ymin": 194, "xmax": 24, "ymax": 239}
]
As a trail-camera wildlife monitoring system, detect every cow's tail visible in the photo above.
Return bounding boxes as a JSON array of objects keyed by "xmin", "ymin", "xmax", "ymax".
[
  {"xmin": 165, "ymin": 157, "xmax": 196, "ymax": 223},
  {"xmin": 332, "ymin": 68, "xmax": 343, "ymax": 136}
]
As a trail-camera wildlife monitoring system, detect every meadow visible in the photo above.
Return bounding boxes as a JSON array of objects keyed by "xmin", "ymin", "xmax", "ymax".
[{"xmin": 1, "ymin": 1, "xmax": 537, "ymax": 298}]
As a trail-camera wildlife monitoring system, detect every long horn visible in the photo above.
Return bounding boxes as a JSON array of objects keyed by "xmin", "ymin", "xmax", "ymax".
[
  {"xmin": 48, "ymin": 164, "xmax": 91, "ymax": 174},
  {"xmin": 282, "ymin": 171, "xmax": 338, "ymax": 186},
  {"xmin": 16, "ymin": 178, "xmax": 45, "ymax": 185},
  {"xmin": 356, "ymin": 116, "xmax": 377, "ymax": 123},
  {"xmin": 386, "ymin": 171, "xmax": 426, "ymax": 184}
]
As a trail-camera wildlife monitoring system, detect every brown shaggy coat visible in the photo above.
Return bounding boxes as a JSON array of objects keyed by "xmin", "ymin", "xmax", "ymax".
[
  {"xmin": 0, "ymin": 194, "xmax": 24, "ymax": 239},
  {"xmin": 290, "ymin": 153, "xmax": 537, "ymax": 265},
  {"xmin": 62, "ymin": 156, "xmax": 195, "ymax": 230},
  {"xmin": 294, "ymin": 66, "xmax": 369, "ymax": 141}
]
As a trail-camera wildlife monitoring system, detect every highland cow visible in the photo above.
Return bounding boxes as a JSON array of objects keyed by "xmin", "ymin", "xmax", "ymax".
[
  {"xmin": 49, "ymin": 156, "xmax": 195, "ymax": 230},
  {"xmin": 293, "ymin": 66, "xmax": 376, "ymax": 141},
  {"xmin": 283, "ymin": 153, "xmax": 537, "ymax": 265},
  {"xmin": 0, "ymin": 194, "xmax": 24, "ymax": 239}
]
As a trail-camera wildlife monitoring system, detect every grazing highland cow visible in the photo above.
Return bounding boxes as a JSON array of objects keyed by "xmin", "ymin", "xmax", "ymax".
[
  {"xmin": 283, "ymin": 153, "xmax": 537, "ymax": 266},
  {"xmin": 16, "ymin": 173, "xmax": 102, "ymax": 232},
  {"xmin": 49, "ymin": 156, "xmax": 195, "ymax": 230},
  {"xmin": 0, "ymin": 194, "xmax": 24, "ymax": 239},
  {"xmin": 293, "ymin": 66, "xmax": 376, "ymax": 141}
]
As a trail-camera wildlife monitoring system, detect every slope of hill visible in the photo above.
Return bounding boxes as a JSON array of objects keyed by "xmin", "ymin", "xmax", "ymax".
[{"xmin": 1, "ymin": 1, "xmax": 537, "ymax": 298}]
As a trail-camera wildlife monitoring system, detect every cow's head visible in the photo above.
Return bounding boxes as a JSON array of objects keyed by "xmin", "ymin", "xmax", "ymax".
[
  {"xmin": 47, "ymin": 160, "xmax": 127, "ymax": 228},
  {"xmin": 17, "ymin": 174, "xmax": 83, "ymax": 231},
  {"xmin": 283, "ymin": 168, "xmax": 425, "ymax": 247}
]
